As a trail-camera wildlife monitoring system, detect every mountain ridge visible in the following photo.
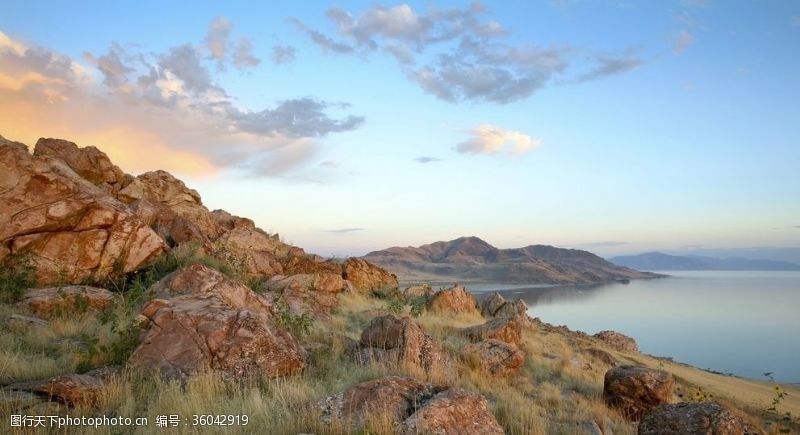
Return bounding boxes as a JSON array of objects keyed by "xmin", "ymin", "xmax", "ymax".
[
  {"xmin": 610, "ymin": 251, "xmax": 800, "ymax": 271},
  {"xmin": 364, "ymin": 236, "xmax": 662, "ymax": 284}
]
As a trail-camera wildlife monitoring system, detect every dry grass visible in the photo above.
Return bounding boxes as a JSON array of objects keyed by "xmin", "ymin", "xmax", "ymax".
[{"xmin": 1, "ymin": 288, "xmax": 795, "ymax": 434}]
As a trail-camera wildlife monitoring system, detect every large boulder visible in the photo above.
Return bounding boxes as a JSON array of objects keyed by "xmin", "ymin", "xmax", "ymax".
[
  {"xmin": 594, "ymin": 330, "xmax": 638, "ymax": 353},
  {"xmin": 603, "ymin": 365, "xmax": 674, "ymax": 421},
  {"xmin": 460, "ymin": 317, "xmax": 523, "ymax": 347},
  {"xmin": 343, "ymin": 258, "xmax": 398, "ymax": 294},
  {"xmin": 639, "ymin": 402, "xmax": 764, "ymax": 435},
  {"xmin": 130, "ymin": 264, "xmax": 306, "ymax": 380},
  {"xmin": 355, "ymin": 315, "xmax": 449, "ymax": 376},
  {"xmin": 5, "ymin": 366, "xmax": 119, "ymax": 406},
  {"xmin": 0, "ymin": 138, "xmax": 167, "ymax": 284},
  {"xmin": 480, "ymin": 292, "xmax": 527, "ymax": 318},
  {"xmin": 462, "ymin": 339, "xmax": 525, "ymax": 376},
  {"xmin": 117, "ymin": 170, "xmax": 221, "ymax": 243},
  {"xmin": 259, "ymin": 273, "xmax": 346, "ymax": 317},
  {"xmin": 211, "ymin": 211, "xmax": 287, "ymax": 276},
  {"xmin": 427, "ymin": 285, "xmax": 479, "ymax": 314},
  {"xmin": 18, "ymin": 286, "xmax": 116, "ymax": 318},
  {"xmin": 316, "ymin": 376, "xmax": 503, "ymax": 434},
  {"xmin": 33, "ymin": 138, "xmax": 131, "ymax": 193}
]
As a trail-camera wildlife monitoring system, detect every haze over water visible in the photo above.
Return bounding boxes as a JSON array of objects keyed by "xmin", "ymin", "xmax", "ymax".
[{"xmin": 480, "ymin": 271, "xmax": 800, "ymax": 383}]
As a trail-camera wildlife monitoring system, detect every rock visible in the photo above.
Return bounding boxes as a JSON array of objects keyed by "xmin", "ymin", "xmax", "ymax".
[
  {"xmin": 603, "ymin": 365, "xmax": 674, "ymax": 421},
  {"xmin": 480, "ymin": 292, "xmax": 527, "ymax": 318},
  {"xmin": 399, "ymin": 387, "xmax": 505, "ymax": 435},
  {"xmin": 427, "ymin": 285, "xmax": 479, "ymax": 314},
  {"xmin": 460, "ymin": 317, "xmax": 523, "ymax": 347},
  {"xmin": 6, "ymin": 366, "xmax": 119, "ymax": 406},
  {"xmin": 212, "ymin": 215, "xmax": 287, "ymax": 277},
  {"xmin": 0, "ymin": 139, "xmax": 167, "ymax": 284},
  {"xmin": 316, "ymin": 376, "xmax": 503, "ymax": 434},
  {"xmin": 281, "ymin": 252, "xmax": 340, "ymax": 275},
  {"xmin": 18, "ymin": 286, "xmax": 116, "ymax": 318},
  {"xmin": 583, "ymin": 347, "xmax": 617, "ymax": 366},
  {"xmin": 33, "ymin": 138, "xmax": 130, "ymax": 193},
  {"xmin": 594, "ymin": 330, "xmax": 638, "ymax": 353},
  {"xmin": 579, "ymin": 420, "xmax": 604, "ymax": 435},
  {"xmin": 342, "ymin": 258, "xmax": 398, "ymax": 294},
  {"xmin": 403, "ymin": 284, "xmax": 436, "ymax": 300},
  {"xmin": 260, "ymin": 273, "xmax": 346, "ymax": 317},
  {"xmin": 4, "ymin": 313, "xmax": 48, "ymax": 328},
  {"xmin": 355, "ymin": 315, "xmax": 449, "ymax": 376},
  {"xmin": 639, "ymin": 402, "xmax": 764, "ymax": 435},
  {"xmin": 130, "ymin": 264, "xmax": 306, "ymax": 380},
  {"xmin": 462, "ymin": 339, "xmax": 525, "ymax": 376},
  {"xmin": 117, "ymin": 170, "xmax": 220, "ymax": 242}
]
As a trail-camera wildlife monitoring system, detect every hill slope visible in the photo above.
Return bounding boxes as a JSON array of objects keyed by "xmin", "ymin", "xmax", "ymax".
[
  {"xmin": 610, "ymin": 252, "xmax": 800, "ymax": 271},
  {"xmin": 364, "ymin": 236, "xmax": 661, "ymax": 284}
]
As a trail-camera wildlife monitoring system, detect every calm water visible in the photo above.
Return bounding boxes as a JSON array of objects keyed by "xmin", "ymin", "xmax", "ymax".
[{"xmin": 478, "ymin": 271, "xmax": 800, "ymax": 383}]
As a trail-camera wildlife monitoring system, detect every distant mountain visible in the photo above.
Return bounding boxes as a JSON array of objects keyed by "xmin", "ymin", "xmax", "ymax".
[
  {"xmin": 609, "ymin": 252, "xmax": 800, "ymax": 271},
  {"xmin": 363, "ymin": 236, "xmax": 662, "ymax": 284}
]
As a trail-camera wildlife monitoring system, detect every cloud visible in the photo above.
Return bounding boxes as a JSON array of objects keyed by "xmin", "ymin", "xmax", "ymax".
[
  {"xmin": 0, "ymin": 27, "xmax": 362, "ymax": 177},
  {"xmin": 233, "ymin": 38, "xmax": 261, "ymax": 69},
  {"xmin": 322, "ymin": 227, "xmax": 365, "ymax": 234},
  {"xmin": 673, "ymin": 30, "xmax": 695, "ymax": 54},
  {"xmin": 292, "ymin": 3, "xmax": 641, "ymax": 104},
  {"xmin": 271, "ymin": 45, "xmax": 296, "ymax": 64},
  {"xmin": 206, "ymin": 16, "xmax": 232, "ymax": 60},
  {"xmin": 414, "ymin": 156, "xmax": 441, "ymax": 163},
  {"xmin": 456, "ymin": 124, "xmax": 541, "ymax": 156}
]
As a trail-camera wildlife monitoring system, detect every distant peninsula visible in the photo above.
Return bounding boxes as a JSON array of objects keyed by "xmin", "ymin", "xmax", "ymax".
[
  {"xmin": 364, "ymin": 236, "xmax": 662, "ymax": 284},
  {"xmin": 610, "ymin": 251, "xmax": 800, "ymax": 271}
]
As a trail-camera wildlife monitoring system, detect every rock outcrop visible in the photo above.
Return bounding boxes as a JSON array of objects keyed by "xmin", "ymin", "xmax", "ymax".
[
  {"xmin": 130, "ymin": 265, "xmax": 306, "ymax": 380},
  {"xmin": 427, "ymin": 285, "xmax": 479, "ymax": 314},
  {"xmin": 603, "ymin": 365, "xmax": 674, "ymax": 421},
  {"xmin": 461, "ymin": 317, "xmax": 523, "ymax": 347},
  {"xmin": 639, "ymin": 402, "xmax": 763, "ymax": 435},
  {"xmin": 33, "ymin": 138, "xmax": 131, "ymax": 193},
  {"xmin": 0, "ymin": 138, "xmax": 167, "ymax": 284},
  {"xmin": 342, "ymin": 258, "xmax": 399, "ymax": 294},
  {"xmin": 594, "ymin": 330, "xmax": 638, "ymax": 353},
  {"xmin": 353, "ymin": 315, "xmax": 448, "ymax": 376},
  {"xmin": 18, "ymin": 286, "xmax": 117, "ymax": 318},
  {"xmin": 480, "ymin": 292, "xmax": 527, "ymax": 318},
  {"xmin": 403, "ymin": 284, "xmax": 436, "ymax": 300},
  {"xmin": 316, "ymin": 376, "xmax": 503, "ymax": 434},
  {"xmin": 5, "ymin": 366, "xmax": 119, "ymax": 406},
  {"xmin": 259, "ymin": 273, "xmax": 347, "ymax": 317},
  {"xmin": 462, "ymin": 339, "xmax": 525, "ymax": 376}
]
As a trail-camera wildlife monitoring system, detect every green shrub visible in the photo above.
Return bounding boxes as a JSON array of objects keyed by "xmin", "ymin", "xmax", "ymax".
[
  {"xmin": 274, "ymin": 300, "xmax": 313, "ymax": 337},
  {"xmin": 0, "ymin": 252, "xmax": 36, "ymax": 303}
]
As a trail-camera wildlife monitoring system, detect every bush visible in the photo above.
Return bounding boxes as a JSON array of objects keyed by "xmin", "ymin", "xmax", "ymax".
[
  {"xmin": 274, "ymin": 300, "xmax": 313, "ymax": 337},
  {"xmin": 0, "ymin": 253, "xmax": 36, "ymax": 303}
]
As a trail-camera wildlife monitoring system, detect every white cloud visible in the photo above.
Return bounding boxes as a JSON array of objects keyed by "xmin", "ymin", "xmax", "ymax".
[
  {"xmin": 673, "ymin": 30, "xmax": 695, "ymax": 54},
  {"xmin": 456, "ymin": 124, "xmax": 541, "ymax": 156},
  {"xmin": 206, "ymin": 16, "xmax": 232, "ymax": 60}
]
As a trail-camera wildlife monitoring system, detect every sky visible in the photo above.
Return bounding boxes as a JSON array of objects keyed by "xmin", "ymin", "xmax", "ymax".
[{"xmin": 1, "ymin": 0, "xmax": 799, "ymax": 258}]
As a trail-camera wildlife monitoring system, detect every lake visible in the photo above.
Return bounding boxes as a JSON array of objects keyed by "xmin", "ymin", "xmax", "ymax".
[{"xmin": 472, "ymin": 271, "xmax": 800, "ymax": 383}]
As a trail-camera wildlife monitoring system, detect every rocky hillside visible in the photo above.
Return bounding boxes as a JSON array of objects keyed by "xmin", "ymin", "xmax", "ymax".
[{"xmin": 364, "ymin": 236, "xmax": 662, "ymax": 284}]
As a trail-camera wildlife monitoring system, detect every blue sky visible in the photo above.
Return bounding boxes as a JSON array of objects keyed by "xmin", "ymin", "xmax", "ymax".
[{"xmin": 1, "ymin": 1, "xmax": 798, "ymax": 257}]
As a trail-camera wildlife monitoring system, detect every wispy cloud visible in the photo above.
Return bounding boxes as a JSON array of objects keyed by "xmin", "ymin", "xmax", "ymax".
[
  {"xmin": 322, "ymin": 227, "xmax": 366, "ymax": 234},
  {"xmin": 291, "ymin": 3, "xmax": 642, "ymax": 104},
  {"xmin": 414, "ymin": 156, "xmax": 441, "ymax": 163},
  {"xmin": 0, "ymin": 22, "xmax": 362, "ymax": 177},
  {"xmin": 456, "ymin": 124, "xmax": 541, "ymax": 156},
  {"xmin": 672, "ymin": 30, "xmax": 695, "ymax": 54},
  {"xmin": 271, "ymin": 45, "xmax": 296, "ymax": 64}
]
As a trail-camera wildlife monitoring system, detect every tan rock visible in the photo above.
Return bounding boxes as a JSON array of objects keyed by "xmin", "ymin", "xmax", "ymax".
[
  {"xmin": 400, "ymin": 387, "xmax": 505, "ymax": 435},
  {"xmin": 594, "ymin": 330, "xmax": 638, "ymax": 353},
  {"xmin": 33, "ymin": 138, "xmax": 130, "ymax": 193},
  {"xmin": 18, "ymin": 286, "xmax": 117, "ymax": 318},
  {"xmin": 462, "ymin": 339, "xmax": 525, "ymax": 376},
  {"xmin": 480, "ymin": 292, "xmax": 527, "ymax": 318},
  {"xmin": 342, "ymin": 258, "xmax": 398, "ymax": 294},
  {"xmin": 639, "ymin": 402, "xmax": 764, "ymax": 435},
  {"xmin": 583, "ymin": 347, "xmax": 617, "ymax": 366},
  {"xmin": 603, "ymin": 365, "xmax": 674, "ymax": 421},
  {"xmin": 130, "ymin": 265, "xmax": 306, "ymax": 380},
  {"xmin": 260, "ymin": 273, "xmax": 346, "ymax": 317},
  {"xmin": 403, "ymin": 284, "xmax": 436, "ymax": 300},
  {"xmin": 0, "ymin": 139, "xmax": 166, "ymax": 284},
  {"xmin": 460, "ymin": 317, "xmax": 523, "ymax": 347},
  {"xmin": 356, "ymin": 315, "xmax": 449, "ymax": 376},
  {"xmin": 316, "ymin": 376, "xmax": 503, "ymax": 434},
  {"xmin": 7, "ymin": 366, "xmax": 119, "ymax": 406},
  {"xmin": 427, "ymin": 285, "xmax": 479, "ymax": 314}
]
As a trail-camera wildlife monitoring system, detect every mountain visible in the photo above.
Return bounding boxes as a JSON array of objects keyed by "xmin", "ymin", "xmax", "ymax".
[
  {"xmin": 609, "ymin": 252, "xmax": 800, "ymax": 271},
  {"xmin": 363, "ymin": 236, "xmax": 662, "ymax": 284}
]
